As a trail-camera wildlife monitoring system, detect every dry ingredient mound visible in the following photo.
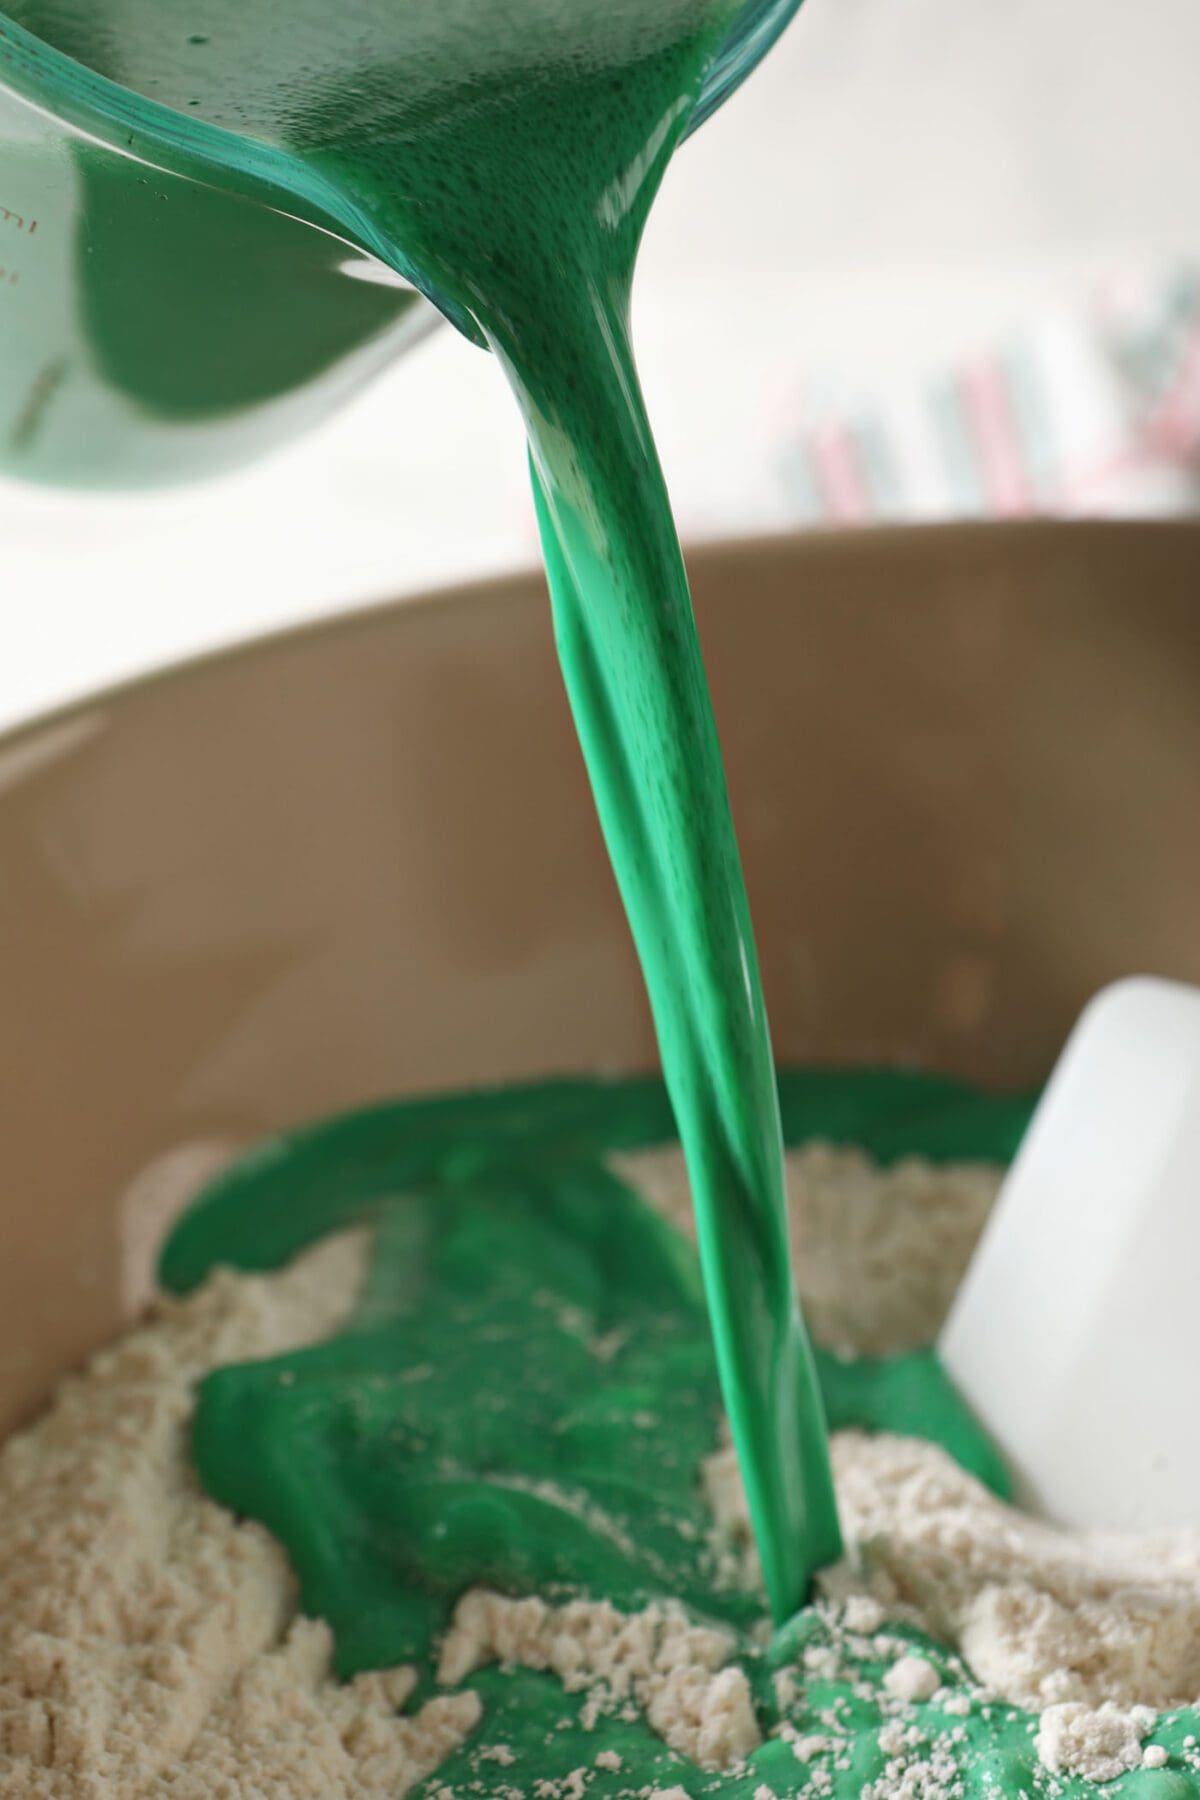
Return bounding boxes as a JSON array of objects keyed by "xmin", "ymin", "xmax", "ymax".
[
  {"xmin": 0, "ymin": 1233, "xmax": 479, "ymax": 1800},
  {"xmin": 612, "ymin": 1143, "xmax": 1002, "ymax": 1358},
  {"xmin": 2, "ymin": 1140, "xmax": 1198, "ymax": 1796},
  {"xmin": 647, "ymin": 1145, "xmax": 1200, "ymax": 1785},
  {"xmin": 438, "ymin": 1591, "xmax": 761, "ymax": 1769}
]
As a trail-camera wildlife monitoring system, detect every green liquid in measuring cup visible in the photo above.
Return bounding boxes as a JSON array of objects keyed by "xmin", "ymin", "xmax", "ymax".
[{"xmin": 3, "ymin": 0, "xmax": 840, "ymax": 1617}]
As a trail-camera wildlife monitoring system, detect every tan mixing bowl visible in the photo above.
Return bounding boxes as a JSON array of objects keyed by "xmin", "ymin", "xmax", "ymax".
[{"xmin": 3, "ymin": 521, "xmax": 1199, "ymax": 1438}]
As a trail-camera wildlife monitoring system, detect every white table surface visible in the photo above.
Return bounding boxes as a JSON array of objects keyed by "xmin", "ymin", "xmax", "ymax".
[{"xmin": 3, "ymin": 0, "xmax": 1199, "ymax": 730}]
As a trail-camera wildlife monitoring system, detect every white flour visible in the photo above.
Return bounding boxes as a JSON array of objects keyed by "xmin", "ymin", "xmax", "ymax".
[
  {"xmin": 0, "ymin": 1141, "xmax": 1196, "ymax": 1795},
  {"xmin": 439, "ymin": 1591, "xmax": 761, "ymax": 1769},
  {"xmin": 647, "ymin": 1144, "xmax": 1200, "ymax": 1785},
  {"xmin": 612, "ymin": 1143, "xmax": 1001, "ymax": 1358},
  {"xmin": 0, "ymin": 1233, "xmax": 478, "ymax": 1799}
]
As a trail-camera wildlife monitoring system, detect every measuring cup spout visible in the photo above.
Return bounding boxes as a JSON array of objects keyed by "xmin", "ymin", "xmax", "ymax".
[{"xmin": 0, "ymin": 0, "xmax": 804, "ymax": 488}]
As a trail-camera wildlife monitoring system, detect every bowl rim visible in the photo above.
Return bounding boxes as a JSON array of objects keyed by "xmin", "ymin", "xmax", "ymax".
[{"xmin": 4, "ymin": 517, "xmax": 1198, "ymax": 761}]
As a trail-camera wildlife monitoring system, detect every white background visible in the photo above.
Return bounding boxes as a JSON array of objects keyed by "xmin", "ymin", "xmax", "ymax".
[{"xmin": 3, "ymin": 0, "xmax": 1199, "ymax": 729}]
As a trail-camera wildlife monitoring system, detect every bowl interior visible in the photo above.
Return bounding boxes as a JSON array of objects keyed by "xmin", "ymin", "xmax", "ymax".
[{"xmin": 3, "ymin": 522, "xmax": 1199, "ymax": 1434}]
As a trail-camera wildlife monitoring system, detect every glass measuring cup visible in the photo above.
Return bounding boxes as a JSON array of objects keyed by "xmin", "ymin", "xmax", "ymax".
[{"xmin": 0, "ymin": 0, "xmax": 802, "ymax": 489}]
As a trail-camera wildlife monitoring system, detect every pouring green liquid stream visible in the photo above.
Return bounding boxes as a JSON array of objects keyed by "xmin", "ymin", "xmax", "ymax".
[
  {"xmin": 335, "ymin": 0, "xmax": 843, "ymax": 1612},
  {"xmin": 3, "ymin": 0, "xmax": 839, "ymax": 1612}
]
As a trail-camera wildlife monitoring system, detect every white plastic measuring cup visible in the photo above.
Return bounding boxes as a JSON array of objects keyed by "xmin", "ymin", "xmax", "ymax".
[{"xmin": 941, "ymin": 977, "xmax": 1200, "ymax": 1533}]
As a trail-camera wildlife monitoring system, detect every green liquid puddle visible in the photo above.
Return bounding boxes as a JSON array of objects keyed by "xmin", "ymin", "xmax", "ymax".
[{"xmin": 161, "ymin": 1070, "xmax": 1200, "ymax": 1796}]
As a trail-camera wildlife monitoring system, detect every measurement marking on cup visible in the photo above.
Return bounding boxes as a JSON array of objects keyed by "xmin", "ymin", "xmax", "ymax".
[
  {"xmin": 10, "ymin": 357, "xmax": 67, "ymax": 452},
  {"xmin": 0, "ymin": 204, "xmax": 38, "ymax": 234}
]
